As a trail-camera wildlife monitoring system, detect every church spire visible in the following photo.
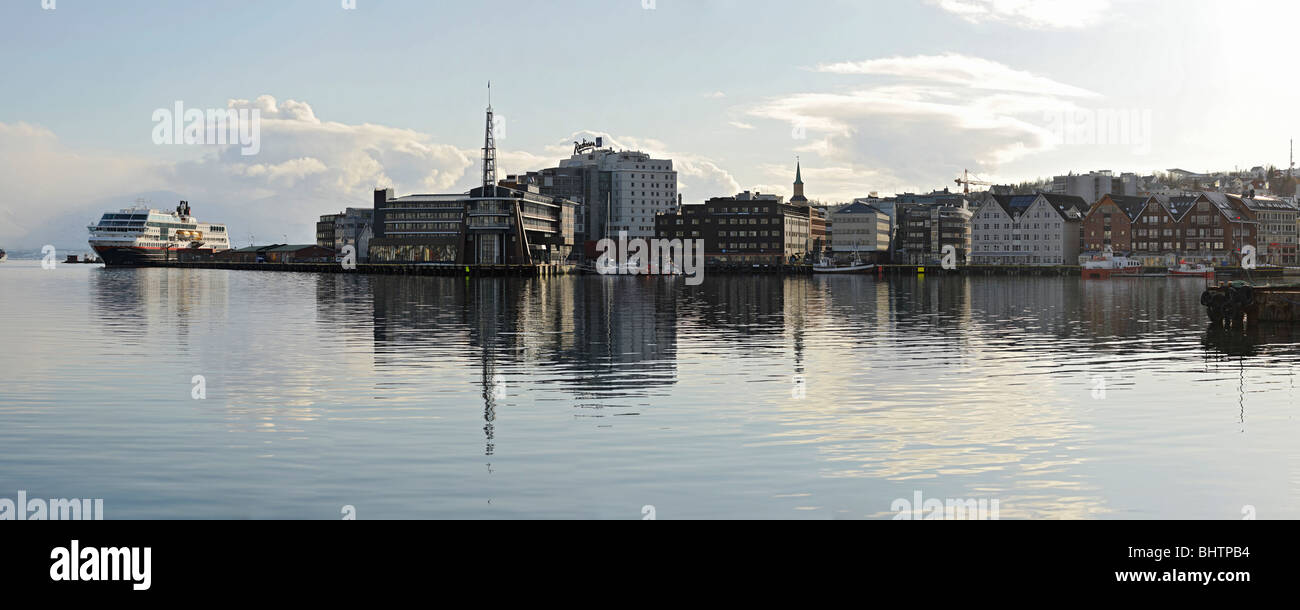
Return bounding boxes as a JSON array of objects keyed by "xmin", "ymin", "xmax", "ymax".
[{"xmin": 791, "ymin": 157, "xmax": 807, "ymax": 204}]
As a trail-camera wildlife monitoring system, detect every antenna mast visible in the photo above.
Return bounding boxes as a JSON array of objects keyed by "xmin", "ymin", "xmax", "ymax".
[{"xmin": 482, "ymin": 81, "xmax": 497, "ymax": 190}]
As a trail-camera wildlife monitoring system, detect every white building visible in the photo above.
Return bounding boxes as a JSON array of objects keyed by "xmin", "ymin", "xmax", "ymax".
[
  {"xmin": 829, "ymin": 201, "xmax": 890, "ymax": 262},
  {"xmin": 970, "ymin": 193, "xmax": 1088, "ymax": 265},
  {"xmin": 557, "ymin": 146, "xmax": 677, "ymax": 241}
]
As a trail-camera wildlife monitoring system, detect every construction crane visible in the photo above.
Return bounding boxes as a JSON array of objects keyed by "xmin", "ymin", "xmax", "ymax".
[{"xmin": 954, "ymin": 169, "xmax": 992, "ymax": 196}]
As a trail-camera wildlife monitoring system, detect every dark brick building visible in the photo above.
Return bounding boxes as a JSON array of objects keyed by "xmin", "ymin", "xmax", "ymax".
[{"xmin": 655, "ymin": 192, "xmax": 813, "ymax": 265}]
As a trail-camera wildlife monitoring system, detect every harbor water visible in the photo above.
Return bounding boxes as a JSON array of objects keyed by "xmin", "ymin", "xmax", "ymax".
[{"xmin": 2, "ymin": 260, "xmax": 1298, "ymax": 519}]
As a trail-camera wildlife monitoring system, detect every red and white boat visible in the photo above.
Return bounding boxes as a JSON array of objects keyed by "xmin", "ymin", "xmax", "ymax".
[
  {"xmin": 1168, "ymin": 262, "xmax": 1215, "ymax": 279},
  {"xmin": 1082, "ymin": 251, "xmax": 1143, "ymax": 279}
]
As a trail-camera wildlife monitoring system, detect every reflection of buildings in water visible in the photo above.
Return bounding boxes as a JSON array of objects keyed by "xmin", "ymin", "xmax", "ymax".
[
  {"xmin": 1077, "ymin": 280, "xmax": 1205, "ymax": 338},
  {"xmin": 369, "ymin": 276, "xmax": 679, "ymax": 397},
  {"xmin": 965, "ymin": 277, "xmax": 1074, "ymax": 336},
  {"xmin": 369, "ymin": 275, "xmax": 680, "ymax": 456},
  {"xmin": 682, "ymin": 275, "xmax": 788, "ymax": 347},
  {"xmin": 313, "ymin": 273, "xmax": 379, "ymax": 334},
  {"xmin": 1202, "ymin": 325, "xmax": 1300, "ymax": 426},
  {"xmin": 89, "ymin": 267, "xmax": 230, "ymax": 350},
  {"xmin": 90, "ymin": 267, "xmax": 327, "ymax": 434}
]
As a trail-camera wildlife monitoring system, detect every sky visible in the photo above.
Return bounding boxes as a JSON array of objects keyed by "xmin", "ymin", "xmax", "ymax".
[{"xmin": 3, "ymin": 0, "xmax": 1300, "ymax": 248}]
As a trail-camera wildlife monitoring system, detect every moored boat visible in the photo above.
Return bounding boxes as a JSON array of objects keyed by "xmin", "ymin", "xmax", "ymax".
[
  {"xmin": 1169, "ymin": 262, "xmax": 1215, "ymax": 279},
  {"xmin": 87, "ymin": 200, "xmax": 230, "ymax": 266},
  {"xmin": 814, "ymin": 251, "xmax": 875, "ymax": 274},
  {"xmin": 1082, "ymin": 250, "xmax": 1143, "ymax": 279}
]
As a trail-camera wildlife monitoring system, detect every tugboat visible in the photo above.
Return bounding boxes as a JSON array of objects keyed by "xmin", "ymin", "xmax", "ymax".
[{"xmin": 1082, "ymin": 248, "xmax": 1142, "ymax": 280}]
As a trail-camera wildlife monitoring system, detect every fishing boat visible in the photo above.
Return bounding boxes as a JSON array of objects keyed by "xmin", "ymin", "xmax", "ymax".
[
  {"xmin": 1082, "ymin": 249, "xmax": 1143, "ymax": 280},
  {"xmin": 1169, "ymin": 262, "xmax": 1215, "ymax": 279},
  {"xmin": 814, "ymin": 249, "xmax": 875, "ymax": 274}
]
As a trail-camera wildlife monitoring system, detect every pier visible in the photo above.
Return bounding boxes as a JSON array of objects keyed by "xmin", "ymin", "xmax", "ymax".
[
  {"xmin": 1202, "ymin": 283, "xmax": 1300, "ymax": 327},
  {"xmin": 144, "ymin": 261, "xmax": 577, "ymax": 277}
]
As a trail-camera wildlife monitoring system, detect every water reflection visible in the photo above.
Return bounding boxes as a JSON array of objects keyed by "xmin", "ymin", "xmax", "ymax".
[{"xmin": 3, "ymin": 266, "xmax": 1295, "ymax": 517}]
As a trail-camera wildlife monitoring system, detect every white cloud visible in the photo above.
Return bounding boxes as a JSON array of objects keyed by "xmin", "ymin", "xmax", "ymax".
[
  {"xmin": 924, "ymin": 0, "xmax": 1113, "ymax": 30},
  {"xmin": 728, "ymin": 121, "xmax": 756, "ymax": 130},
  {"xmin": 817, "ymin": 53, "xmax": 1099, "ymax": 98},
  {"xmin": 0, "ymin": 98, "xmax": 751, "ymax": 248},
  {"xmin": 748, "ymin": 54, "xmax": 1095, "ymax": 197},
  {"xmin": 0, "ymin": 96, "xmax": 478, "ymax": 248},
  {"xmin": 703, "ymin": 91, "xmax": 727, "ymax": 99},
  {"xmin": 0, "ymin": 122, "xmax": 165, "ymax": 246}
]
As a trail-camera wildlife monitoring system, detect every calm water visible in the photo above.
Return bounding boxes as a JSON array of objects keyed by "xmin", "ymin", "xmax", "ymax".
[{"xmin": 2, "ymin": 260, "xmax": 1299, "ymax": 519}]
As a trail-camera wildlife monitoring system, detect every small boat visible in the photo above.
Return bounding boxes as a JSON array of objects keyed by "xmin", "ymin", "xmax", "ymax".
[
  {"xmin": 1169, "ymin": 262, "xmax": 1215, "ymax": 279},
  {"xmin": 814, "ymin": 252, "xmax": 875, "ymax": 274},
  {"xmin": 1082, "ymin": 250, "xmax": 1142, "ymax": 280}
]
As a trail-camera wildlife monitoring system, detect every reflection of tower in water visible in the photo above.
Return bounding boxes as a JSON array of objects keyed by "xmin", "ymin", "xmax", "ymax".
[{"xmin": 369, "ymin": 276, "xmax": 681, "ymax": 457}]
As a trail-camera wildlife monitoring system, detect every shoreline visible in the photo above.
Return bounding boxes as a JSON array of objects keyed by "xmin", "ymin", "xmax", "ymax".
[{"xmin": 101, "ymin": 260, "xmax": 1291, "ymax": 280}]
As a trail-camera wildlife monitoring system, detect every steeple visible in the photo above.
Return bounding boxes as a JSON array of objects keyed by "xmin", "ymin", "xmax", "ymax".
[
  {"xmin": 791, "ymin": 157, "xmax": 808, "ymax": 204},
  {"xmin": 482, "ymin": 81, "xmax": 497, "ymax": 190}
]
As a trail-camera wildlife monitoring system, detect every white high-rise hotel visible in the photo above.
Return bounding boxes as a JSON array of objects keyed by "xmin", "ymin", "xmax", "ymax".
[{"xmin": 558, "ymin": 146, "xmax": 677, "ymax": 241}]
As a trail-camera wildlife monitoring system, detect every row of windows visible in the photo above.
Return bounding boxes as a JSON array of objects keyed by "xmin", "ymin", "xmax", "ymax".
[
  {"xmin": 1128, "ymin": 242, "xmax": 1227, "ymax": 251},
  {"xmin": 977, "ymin": 244, "xmax": 1062, "ymax": 251},
  {"xmin": 979, "ymin": 223, "xmax": 1062, "ymax": 230},
  {"xmin": 978, "ymin": 234, "xmax": 1063, "ymax": 241}
]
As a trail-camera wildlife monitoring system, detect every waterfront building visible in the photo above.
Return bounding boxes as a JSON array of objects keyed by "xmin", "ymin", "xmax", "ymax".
[
  {"xmin": 317, "ymin": 213, "xmax": 342, "ymax": 249},
  {"xmin": 828, "ymin": 201, "xmax": 890, "ymax": 263},
  {"xmin": 367, "ymin": 101, "xmax": 579, "ymax": 265},
  {"xmin": 1130, "ymin": 193, "xmax": 1258, "ymax": 266},
  {"xmin": 508, "ymin": 141, "xmax": 677, "ymax": 245},
  {"xmin": 217, "ymin": 244, "xmax": 336, "ymax": 263},
  {"xmin": 316, "ymin": 207, "xmax": 374, "ymax": 261},
  {"xmin": 369, "ymin": 184, "xmax": 576, "ymax": 265},
  {"xmin": 1233, "ymin": 195, "xmax": 1299, "ymax": 265},
  {"xmin": 970, "ymin": 193, "xmax": 1087, "ymax": 265},
  {"xmin": 1128, "ymin": 195, "xmax": 1193, "ymax": 266},
  {"xmin": 654, "ymin": 191, "xmax": 813, "ymax": 265},
  {"xmin": 893, "ymin": 199, "xmax": 972, "ymax": 265},
  {"xmin": 1082, "ymin": 194, "xmax": 1148, "ymax": 252}
]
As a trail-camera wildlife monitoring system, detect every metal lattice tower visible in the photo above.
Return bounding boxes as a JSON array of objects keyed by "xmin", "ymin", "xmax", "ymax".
[{"xmin": 482, "ymin": 81, "xmax": 497, "ymax": 189}]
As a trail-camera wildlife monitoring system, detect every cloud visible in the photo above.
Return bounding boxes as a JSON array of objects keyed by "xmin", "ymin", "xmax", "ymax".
[
  {"xmin": 924, "ymin": 0, "xmax": 1113, "ymax": 30},
  {"xmin": 0, "ymin": 122, "xmax": 165, "ymax": 246},
  {"xmin": 748, "ymin": 54, "xmax": 1094, "ymax": 197},
  {"xmin": 0, "ymin": 96, "xmax": 478, "ymax": 248},
  {"xmin": 0, "ymin": 97, "xmax": 749, "ymax": 248},
  {"xmin": 817, "ymin": 53, "xmax": 1099, "ymax": 98},
  {"xmin": 728, "ymin": 121, "xmax": 756, "ymax": 130},
  {"xmin": 703, "ymin": 91, "xmax": 727, "ymax": 99}
]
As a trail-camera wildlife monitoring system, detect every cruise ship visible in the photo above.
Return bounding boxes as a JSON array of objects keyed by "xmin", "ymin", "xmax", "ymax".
[{"xmin": 87, "ymin": 201, "xmax": 231, "ymax": 266}]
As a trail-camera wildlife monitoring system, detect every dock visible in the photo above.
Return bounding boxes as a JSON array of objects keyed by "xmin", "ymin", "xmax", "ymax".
[
  {"xmin": 1201, "ymin": 282, "xmax": 1300, "ymax": 327},
  {"xmin": 143, "ymin": 261, "xmax": 576, "ymax": 277}
]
